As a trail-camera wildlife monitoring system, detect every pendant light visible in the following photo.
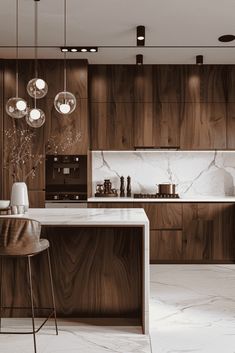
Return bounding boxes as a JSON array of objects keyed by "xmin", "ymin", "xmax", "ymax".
[
  {"xmin": 54, "ymin": 0, "xmax": 76, "ymax": 115},
  {"xmin": 5, "ymin": 0, "xmax": 27, "ymax": 119},
  {"xmin": 27, "ymin": 0, "xmax": 48, "ymax": 99},
  {"xmin": 26, "ymin": 0, "xmax": 46, "ymax": 128}
]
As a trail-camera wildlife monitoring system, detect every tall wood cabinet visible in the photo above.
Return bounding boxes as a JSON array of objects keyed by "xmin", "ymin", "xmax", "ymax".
[{"xmin": 0, "ymin": 59, "xmax": 89, "ymax": 206}]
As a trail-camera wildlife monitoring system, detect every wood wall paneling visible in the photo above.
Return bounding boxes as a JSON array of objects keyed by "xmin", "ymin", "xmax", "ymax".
[{"xmin": 0, "ymin": 60, "xmax": 4, "ymax": 199}]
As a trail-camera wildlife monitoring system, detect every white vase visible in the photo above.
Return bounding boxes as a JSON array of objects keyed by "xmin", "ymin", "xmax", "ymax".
[{"xmin": 10, "ymin": 182, "xmax": 29, "ymax": 213}]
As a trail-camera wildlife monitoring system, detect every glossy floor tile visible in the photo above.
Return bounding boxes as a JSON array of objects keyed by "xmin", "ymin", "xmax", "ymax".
[
  {"xmin": 1, "ymin": 265, "xmax": 235, "ymax": 353},
  {"xmin": 150, "ymin": 265, "xmax": 235, "ymax": 353}
]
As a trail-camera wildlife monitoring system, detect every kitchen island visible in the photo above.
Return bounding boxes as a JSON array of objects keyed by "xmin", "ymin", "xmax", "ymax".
[{"xmin": 1, "ymin": 208, "xmax": 149, "ymax": 334}]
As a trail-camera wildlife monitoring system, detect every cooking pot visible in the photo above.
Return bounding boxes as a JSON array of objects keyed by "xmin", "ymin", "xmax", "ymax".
[{"xmin": 157, "ymin": 183, "xmax": 176, "ymax": 194}]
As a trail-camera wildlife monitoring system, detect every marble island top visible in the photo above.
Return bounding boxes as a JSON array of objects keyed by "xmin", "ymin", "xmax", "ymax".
[
  {"xmin": 17, "ymin": 208, "xmax": 149, "ymax": 226},
  {"xmin": 88, "ymin": 196, "xmax": 235, "ymax": 203}
]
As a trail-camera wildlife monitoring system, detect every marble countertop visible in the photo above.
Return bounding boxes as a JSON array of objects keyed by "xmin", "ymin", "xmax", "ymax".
[
  {"xmin": 10, "ymin": 208, "xmax": 149, "ymax": 226},
  {"xmin": 88, "ymin": 196, "xmax": 235, "ymax": 203}
]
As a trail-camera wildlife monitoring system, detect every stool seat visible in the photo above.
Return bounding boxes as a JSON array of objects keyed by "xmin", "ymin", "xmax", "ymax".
[
  {"xmin": 0, "ymin": 238, "xmax": 49, "ymax": 256},
  {"xmin": 0, "ymin": 217, "xmax": 58, "ymax": 353}
]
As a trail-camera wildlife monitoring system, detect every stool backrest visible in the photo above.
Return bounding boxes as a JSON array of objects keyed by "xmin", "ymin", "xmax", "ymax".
[{"xmin": 0, "ymin": 218, "xmax": 41, "ymax": 256}]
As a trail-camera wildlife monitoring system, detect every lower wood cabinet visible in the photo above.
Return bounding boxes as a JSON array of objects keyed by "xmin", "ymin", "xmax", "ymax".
[
  {"xmin": 150, "ymin": 230, "xmax": 183, "ymax": 262},
  {"xmin": 88, "ymin": 201, "xmax": 235, "ymax": 264}
]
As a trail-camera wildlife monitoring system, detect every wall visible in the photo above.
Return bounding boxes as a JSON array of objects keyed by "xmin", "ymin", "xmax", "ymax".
[{"xmin": 92, "ymin": 151, "xmax": 235, "ymax": 197}]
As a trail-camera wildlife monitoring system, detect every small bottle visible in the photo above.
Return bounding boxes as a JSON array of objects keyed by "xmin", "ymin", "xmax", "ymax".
[
  {"xmin": 127, "ymin": 176, "xmax": 131, "ymax": 197},
  {"xmin": 120, "ymin": 176, "xmax": 125, "ymax": 197}
]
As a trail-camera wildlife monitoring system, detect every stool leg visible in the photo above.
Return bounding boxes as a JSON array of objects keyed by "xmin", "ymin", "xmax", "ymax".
[
  {"xmin": 47, "ymin": 248, "xmax": 58, "ymax": 335},
  {"xmin": 0, "ymin": 257, "xmax": 3, "ymax": 332},
  {"xmin": 28, "ymin": 256, "xmax": 37, "ymax": 353}
]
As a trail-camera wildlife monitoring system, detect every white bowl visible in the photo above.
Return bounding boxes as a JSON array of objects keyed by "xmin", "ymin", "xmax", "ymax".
[{"xmin": 0, "ymin": 200, "xmax": 10, "ymax": 209}]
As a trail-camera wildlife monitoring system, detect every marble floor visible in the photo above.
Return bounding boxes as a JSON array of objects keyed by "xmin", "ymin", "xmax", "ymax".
[{"xmin": 1, "ymin": 265, "xmax": 235, "ymax": 353}]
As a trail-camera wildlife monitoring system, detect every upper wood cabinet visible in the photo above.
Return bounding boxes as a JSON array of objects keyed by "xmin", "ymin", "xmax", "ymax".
[
  {"xmin": 89, "ymin": 65, "xmax": 232, "ymax": 150},
  {"xmin": 90, "ymin": 102, "xmax": 134, "ymax": 150},
  {"xmin": 180, "ymin": 102, "xmax": 227, "ymax": 149}
]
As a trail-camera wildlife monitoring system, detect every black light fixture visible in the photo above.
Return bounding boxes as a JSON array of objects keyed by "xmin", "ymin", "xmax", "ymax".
[
  {"xmin": 60, "ymin": 46, "xmax": 98, "ymax": 53},
  {"xmin": 218, "ymin": 34, "xmax": 235, "ymax": 43},
  {"xmin": 196, "ymin": 55, "xmax": 203, "ymax": 65},
  {"xmin": 137, "ymin": 26, "xmax": 145, "ymax": 46},
  {"xmin": 136, "ymin": 54, "xmax": 143, "ymax": 65}
]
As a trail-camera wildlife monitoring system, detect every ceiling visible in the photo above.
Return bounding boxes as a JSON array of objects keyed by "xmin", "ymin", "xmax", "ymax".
[{"xmin": 0, "ymin": 0, "xmax": 235, "ymax": 64}]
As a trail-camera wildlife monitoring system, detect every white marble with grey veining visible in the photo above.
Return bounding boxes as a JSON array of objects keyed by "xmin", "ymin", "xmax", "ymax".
[
  {"xmin": 150, "ymin": 264, "xmax": 235, "ymax": 353},
  {"xmin": 2, "ymin": 265, "xmax": 235, "ymax": 353},
  {"xmin": 92, "ymin": 151, "xmax": 235, "ymax": 198}
]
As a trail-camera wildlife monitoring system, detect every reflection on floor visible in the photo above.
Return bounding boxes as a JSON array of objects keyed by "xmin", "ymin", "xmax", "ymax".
[{"xmin": 1, "ymin": 265, "xmax": 235, "ymax": 353}]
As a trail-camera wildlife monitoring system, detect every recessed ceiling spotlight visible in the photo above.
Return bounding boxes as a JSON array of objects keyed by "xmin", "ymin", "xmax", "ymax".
[
  {"xmin": 137, "ymin": 25, "xmax": 145, "ymax": 46},
  {"xmin": 90, "ymin": 48, "xmax": 97, "ymax": 52},
  {"xmin": 81, "ymin": 48, "xmax": 87, "ymax": 52},
  {"xmin": 218, "ymin": 34, "xmax": 235, "ymax": 42},
  {"xmin": 71, "ymin": 48, "xmax": 78, "ymax": 52},
  {"xmin": 136, "ymin": 54, "xmax": 143, "ymax": 65},
  {"xmin": 61, "ymin": 47, "xmax": 68, "ymax": 52},
  {"xmin": 196, "ymin": 55, "xmax": 203, "ymax": 65}
]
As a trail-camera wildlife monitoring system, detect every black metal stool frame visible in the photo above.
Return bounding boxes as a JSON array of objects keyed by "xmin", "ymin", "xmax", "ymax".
[{"xmin": 0, "ymin": 247, "xmax": 58, "ymax": 353}]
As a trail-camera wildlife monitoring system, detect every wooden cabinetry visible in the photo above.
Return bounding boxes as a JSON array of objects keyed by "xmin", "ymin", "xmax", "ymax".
[
  {"xmin": 88, "ymin": 201, "xmax": 235, "ymax": 264},
  {"xmin": 89, "ymin": 65, "xmax": 234, "ymax": 150}
]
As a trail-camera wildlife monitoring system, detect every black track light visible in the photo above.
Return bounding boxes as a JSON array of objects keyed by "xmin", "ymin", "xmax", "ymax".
[
  {"xmin": 137, "ymin": 26, "xmax": 145, "ymax": 46},
  {"xmin": 136, "ymin": 54, "xmax": 143, "ymax": 65},
  {"xmin": 196, "ymin": 55, "xmax": 203, "ymax": 65},
  {"xmin": 218, "ymin": 34, "xmax": 235, "ymax": 43}
]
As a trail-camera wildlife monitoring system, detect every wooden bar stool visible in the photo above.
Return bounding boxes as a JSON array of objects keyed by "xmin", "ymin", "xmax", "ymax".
[{"xmin": 0, "ymin": 217, "xmax": 58, "ymax": 353}]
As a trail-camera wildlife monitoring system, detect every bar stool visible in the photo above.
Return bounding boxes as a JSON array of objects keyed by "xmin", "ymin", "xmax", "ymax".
[{"xmin": 0, "ymin": 217, "xmax": 58, "ymax": 353}]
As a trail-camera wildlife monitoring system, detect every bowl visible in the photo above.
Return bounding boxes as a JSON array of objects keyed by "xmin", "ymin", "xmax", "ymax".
[{"xmin": 0, "ymin": 200, "xmax": 10, "ymax": 209}]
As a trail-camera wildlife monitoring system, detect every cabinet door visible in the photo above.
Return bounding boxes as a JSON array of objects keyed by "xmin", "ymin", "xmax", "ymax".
[
  {"xmin": 90, "ymin": 102, "xmax": 134, "ymax": 150},
  {"xmin": 29, "ymin": 191, "xmax": 45, "ymax": 208},
  {"xmin": 135, "ymin": 203, "xmax": 182, "ymax": 230},
  {"xmin": 180, "ymin": 102, "xmax": 226, "ymax": 149},
  {"xmin": 150, "ymin": 230, "xmax": 183, "ymax": 262},
  {"xmin": 183, "ymin": 203, "xmax": 235, "ymax": 262}
]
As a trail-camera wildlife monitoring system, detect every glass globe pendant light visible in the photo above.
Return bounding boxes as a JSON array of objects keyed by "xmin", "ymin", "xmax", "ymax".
[
  {"xmin": 54, "ymin": 0, "xmax": 76, "ymax": 115},
  {"xmin": 26, "ymin": 84, "xmax": 45, "ymax": 128},
  {"xmin": 6, "ymin": 0, "xmax": 27, "ymax": 119},
  {"xmin": 27, "ymin": 0, "xmax": 48, "ymax": 99}
]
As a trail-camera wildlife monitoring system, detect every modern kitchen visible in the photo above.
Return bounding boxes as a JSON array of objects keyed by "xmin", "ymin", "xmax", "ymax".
[{"xmin": 1, "ymin": 0, "xmax": 235, "ymax": 352}]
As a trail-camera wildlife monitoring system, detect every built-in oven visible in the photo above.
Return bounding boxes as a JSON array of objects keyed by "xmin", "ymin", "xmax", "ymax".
[{"xmin": 45, "ymin": 155, "xmax": 87, "ymax": 208}]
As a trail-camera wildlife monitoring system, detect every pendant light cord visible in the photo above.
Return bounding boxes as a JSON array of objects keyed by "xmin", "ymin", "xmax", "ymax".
[
  {"xmin": 16, "ymin": 0, "xmax": 19, "ymax": 98},
  {"xmin": 34, "ymin": 0, "xmax": 38, "ymax": 108},
  {"xmin": 64, "ymin": 0, "xmax": 67, "ymax": 93}
]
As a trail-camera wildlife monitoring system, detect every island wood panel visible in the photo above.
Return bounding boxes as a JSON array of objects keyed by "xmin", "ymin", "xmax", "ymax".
[
  {"xmin": 180, "ymin": 102, "xmax": 227, "ymax": 149},
  {"xmin": 1, "ymin": 227, "xmax": 142, "ymax": 320},
  {"xmin": 90, "ymin": 102, "xmax": 134, "ymax": 150},
  {"xmin": 150, "ymin": 230, "xmax": 183, "ymax": 261},
  {"xmin": 133, "ymin": 203, "xmax": 183, "ymax": 230}
]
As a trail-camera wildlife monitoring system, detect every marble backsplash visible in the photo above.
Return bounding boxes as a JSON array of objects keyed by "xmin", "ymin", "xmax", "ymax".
[{"xmin": 92, "ymin": 151, "xmax": 235, "ymax": 197}]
